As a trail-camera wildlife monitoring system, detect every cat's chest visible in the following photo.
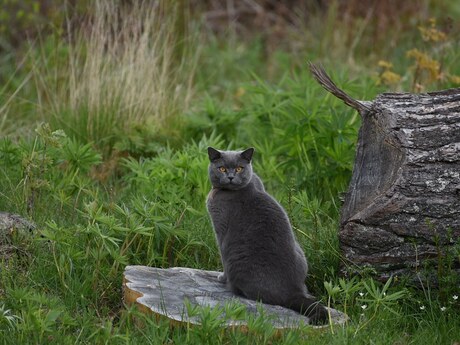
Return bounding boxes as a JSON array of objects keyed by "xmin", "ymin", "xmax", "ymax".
[{"xmin": 207, "ymin": 189, "xmax": 246, "ymax": 216}]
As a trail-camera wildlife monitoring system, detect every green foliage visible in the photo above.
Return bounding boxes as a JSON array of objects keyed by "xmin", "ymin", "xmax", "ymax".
[
  {"xmin": 1, "ymin": 1, "xmax": 460, "ymax": 344},
  {"xmin": 187, "ymin": 70, "xmax": 364, "ymax": 204},
  {"xmin": 376, "ymin": 18, "xmax": 460, "ymax": 92},
  {"xmin": 0, "ymin": 1, "xmax": 57, "ymax": 50},
  {"xmin": 2, "ymin": 118, "xmax": 459, "ymax": 344},
  {"xmin": 0, "ymin": 304, "xmax": 21, "ymax": 331}
]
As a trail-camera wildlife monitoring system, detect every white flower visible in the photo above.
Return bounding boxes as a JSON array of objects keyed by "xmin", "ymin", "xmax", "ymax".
[
  {"xmin": 361, "ymin": 304, "xmax": 367, "ymax": 310},
  {"xmin": 440, "ymin": 307, "xmax": 446, "ymax": 312},
  {"xmin": 453, "ymin": 295, "xmax": 458, "ymax": 301},
  {"xmin": 420, "ymin": 305, "xmax": 426, "ymax": 310},
  {"xmin": 359, "ymin": 292, "xmax": 364, "ymax": 297}
]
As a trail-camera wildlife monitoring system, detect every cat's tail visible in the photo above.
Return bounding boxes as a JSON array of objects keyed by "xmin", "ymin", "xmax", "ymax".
[{"xmin": 287, "ymin": 294, "xmax": 329, "ymax": 325}]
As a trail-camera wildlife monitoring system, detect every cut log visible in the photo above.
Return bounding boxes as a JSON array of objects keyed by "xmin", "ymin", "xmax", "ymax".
[
  {"xmin": 123, "ymin": 266, "xmax": 347, "ymax": 331},
  {"xmin": 309, "ymin": 63, "xmax": 460, "ymax": 282}
]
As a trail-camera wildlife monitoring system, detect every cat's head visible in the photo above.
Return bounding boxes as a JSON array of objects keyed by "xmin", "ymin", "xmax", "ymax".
[{"xmin": 207, "ymin": 147, "xmax": 254, "ymax": 190}]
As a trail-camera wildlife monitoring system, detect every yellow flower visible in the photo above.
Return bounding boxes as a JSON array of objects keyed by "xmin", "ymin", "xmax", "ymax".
[
  {"xmin": 378, "ymin": 60, "xmax": 393, "ymax": 69},
  {"xmin": 406, "ymin": 49, "xmax": 440, "ymax": 81},
  {"xmin": 419, "ymin": 26, "xmax": 447, "ymax": 42},
  {"xmin": 380, "ymin": 70, "xmax": 402, "ymax": 86},
  {"xmin": 418, "ymin": 18, "xmax": 447, "ymax": 42},
  {"xmin": 376, "ymin": 60, "xmax": 401, "ymax": 87},
  {"xmin": 234, "ymin": 87, "xmax": 246, "ymax": 99},
  {"xmin": 449, "ymin": 75, "xmax": 460, "ymax": 85}
]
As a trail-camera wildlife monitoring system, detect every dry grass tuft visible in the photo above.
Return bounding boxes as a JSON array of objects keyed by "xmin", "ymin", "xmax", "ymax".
[{"xmin": 34, "ymin": 0, "xmax": 199, "ymax": 151}]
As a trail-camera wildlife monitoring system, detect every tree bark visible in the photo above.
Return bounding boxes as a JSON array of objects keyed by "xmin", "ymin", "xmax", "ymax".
[{"xmin": 309, "ymin": 63, "xmax": 460, "ymax": 282}]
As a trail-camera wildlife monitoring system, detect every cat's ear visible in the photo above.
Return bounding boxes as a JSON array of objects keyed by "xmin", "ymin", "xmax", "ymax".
[
  {"xmin": 207, "ymin": 147, "xmax": 222, "ymax": 162},
  {"xmin": 240, "ymin": 148, "xmax": 255, "ymax": 162}
]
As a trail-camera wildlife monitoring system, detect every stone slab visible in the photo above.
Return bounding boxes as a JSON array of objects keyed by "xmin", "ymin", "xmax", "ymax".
[{"xmin": 123, "ymin": 265, "xmax": 347, "ymax": 330}]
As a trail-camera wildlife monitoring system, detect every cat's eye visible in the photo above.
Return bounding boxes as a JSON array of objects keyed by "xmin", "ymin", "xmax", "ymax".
[
  {"xmin": 235, "ymin": 166, "xmax": 244, "ymax": 173},
  {"xmin": 219, "ymin": 166, "xmax": 226, "ymax": 172}
]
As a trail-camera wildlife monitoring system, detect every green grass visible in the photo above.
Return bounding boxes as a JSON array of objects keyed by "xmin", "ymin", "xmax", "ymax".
[{"xmin": 1, "ymin": 1, "xmax": 460, "ymax": 344}]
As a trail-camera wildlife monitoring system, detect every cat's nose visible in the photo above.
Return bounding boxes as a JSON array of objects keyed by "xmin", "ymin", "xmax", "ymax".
[{"xmin": 228, "ymin": 176, "xmax": 234, "ymax": 181}]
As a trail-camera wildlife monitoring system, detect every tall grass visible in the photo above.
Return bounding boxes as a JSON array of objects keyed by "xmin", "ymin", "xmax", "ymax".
[{"xmin": 32, "ymin": 0, "xmax": 199, "ymax": 154}]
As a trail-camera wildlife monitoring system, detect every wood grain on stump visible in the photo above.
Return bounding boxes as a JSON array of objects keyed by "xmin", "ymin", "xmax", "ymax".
[
  {"xmin": 309, "ymin": 63, "xmax": 460, "ymax": 282},
  {"xmin": 123, "ymin": 266, "xmax": 347, "ymax": 330}
]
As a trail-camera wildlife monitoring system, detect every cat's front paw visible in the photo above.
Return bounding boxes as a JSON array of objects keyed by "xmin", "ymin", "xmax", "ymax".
[{"xmin": 217, "ymin": 272, "xmax": 227, "ymax": 283}]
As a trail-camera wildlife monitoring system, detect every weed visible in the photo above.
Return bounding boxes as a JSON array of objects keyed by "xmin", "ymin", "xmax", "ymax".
[
  {"xmin": 0, "ymin": 304, "xmax": 21, "ymax": 331},
  {"xmin": 29, "ymin": 0, "xmax": 200, "ymax": 155},
  {"xmin": 376, "ymin": 17, "xmax": 460, "ymax": 92}
]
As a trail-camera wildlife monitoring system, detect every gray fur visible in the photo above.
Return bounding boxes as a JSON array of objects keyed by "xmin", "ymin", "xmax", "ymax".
[{"xmin": 206, "ymin": 147, "xmax": 328, "ymax": 324}]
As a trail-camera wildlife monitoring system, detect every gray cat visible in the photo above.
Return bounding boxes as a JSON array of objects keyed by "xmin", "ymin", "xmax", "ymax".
[{"xmin": 206, "ymin": 147, "xmax": 328, "ymax": 324}]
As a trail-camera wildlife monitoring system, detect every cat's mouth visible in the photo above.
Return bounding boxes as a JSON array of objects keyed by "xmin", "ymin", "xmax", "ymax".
[{"xmin": 223, "ymin": 181, "xmax": 240, "ymax": 189}]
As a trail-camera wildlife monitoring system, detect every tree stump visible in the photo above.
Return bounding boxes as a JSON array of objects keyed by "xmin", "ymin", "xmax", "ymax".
[
  {"xmin": 309, "ymin": 63, "xmax": 460, "ymax": 282},
  {"xmin": 123, "ymin": 266, "xmax": 347, "ymax": 331}
]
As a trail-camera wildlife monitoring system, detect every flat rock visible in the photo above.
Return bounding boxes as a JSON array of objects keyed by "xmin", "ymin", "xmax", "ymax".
[
  {"xmin": 123, "ymin": 266, "xmax": 347, "ymax": 330},
  {"xmin": 0, "ymin": 212, "xmax": 35, "ymax": 244},
  {"xmin": 0, "ymin": 212, "xmax": 35, "ymax": 262}
]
